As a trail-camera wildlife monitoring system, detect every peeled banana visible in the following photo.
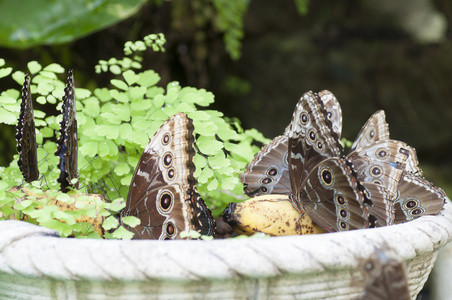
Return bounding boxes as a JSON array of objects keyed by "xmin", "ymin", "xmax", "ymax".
[{"xmin": 223, "ymin": 194, "xmax": 325, "ymax": 236}]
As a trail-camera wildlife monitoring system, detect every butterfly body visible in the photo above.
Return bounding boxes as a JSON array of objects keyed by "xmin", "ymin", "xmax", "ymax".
[
  {"xmin": 16, "ymin": 74, "xmax": 39, "ymax": 183},
  {"xmin": 121, "ymin": 113, "xmax": 215, "ymax": 240}
]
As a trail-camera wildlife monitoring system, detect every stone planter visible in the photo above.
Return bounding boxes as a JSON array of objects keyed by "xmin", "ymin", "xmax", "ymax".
[{"xmin": 1, "ymin": 200, "xmax": 451, "ymax": 300}]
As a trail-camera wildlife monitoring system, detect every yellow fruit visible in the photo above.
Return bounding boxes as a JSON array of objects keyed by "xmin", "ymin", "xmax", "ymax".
[{"xmin": 223, "ymin": 194, "xmax": 325, "ymax": 236}]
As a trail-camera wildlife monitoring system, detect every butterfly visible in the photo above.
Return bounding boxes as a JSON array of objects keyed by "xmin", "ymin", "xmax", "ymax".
[
  {"xmin": 120, "ymin": 112, "xmax": 216, "ymax": 240},
  {"xmin": 345, "ymin": 111, "xmax": 445, "ymax": 224},
  {"xmin": 55, "ymin": 70, "xmax": 79, "ymax": 192},
  {"xmin": 353, "ymin": 244, "xmax": 411, "ymax": 300},
  {"xmin": 16, "ymin": 74, "xmax": 39, "ymax": 183},
  {"xmin": 240, "ymin": 90, "xmax": 342, "ymax": 197},
  {"xmin": 241, "ymin": 90, "xmax": 445, "ymax": 231}
]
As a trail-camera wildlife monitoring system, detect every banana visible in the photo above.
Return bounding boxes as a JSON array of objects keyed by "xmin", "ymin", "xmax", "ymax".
[
  {"xmin": 4, "ymin": 186, "xmax": 105, "ymax": 237},
  {"xmin": 223, "ymin": 194, "xmax": 325, "ymax": 236}
]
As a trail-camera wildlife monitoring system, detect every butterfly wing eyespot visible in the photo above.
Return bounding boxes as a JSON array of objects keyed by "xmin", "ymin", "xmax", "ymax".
[
  {"xmin": 319, "ymin": 166, "xmax": 334, "ymax": 187},
  {"xmin": 300, "ymin": 112, "xmax": 309, "ymax": 124},
  {"xmin": 162, "ymin": 132, "xmax": 171, "ymax": 145},
  {"xmin": 335, "ymin": 195, "xmax": 346, "ymax": 205},
  {"xmin": 159, "ymin": 191, "xmax": 174, "ymax": 212},
  {"xmin": 266, "ymin": 167, "xmax": 278, "ymax": 177},
  {"xmin": 404, "ymin": 198, "xmax": 419, "ymax": 209},
  {"xmin": 165, "ymin": 222, "xmax": 176, "ymax": 237},
  {"xmin": 163, "ymin": 152, "xmax": 173, "ymax": 167},
  {"xmin": 338, "ymin": 220, "xmax": 349, "ymax": 230},
  {"xmin": 369, "ymin": 165, "xmax": 383, "ymax": 178},
  {"xmin": 410, "ymin": 208, "xmax": 425, "ymax": 216},
  {"xmin": 166, "ymin": 167, "xmax": 176, "ymax": 180},
  {"xmin": 376, "ymin": 148, "xmax": 388, "ymax": 159},
  {"xmin": 308, "ymin": 129, "xmax": 316, "ymax": 142},
  {"xmin": 316, "ymin": 141, "xmax": 323, "ymax": 151},
  {"xmin": 260, "ymin": 177, "xmax": 273, "ymax": 185},
  {"xmin": 260, "ymin": 186, "xmax": 269, "ymax": 193},
  {"xmin": 339, "ymin": 208, "xmax": 348, "ymax": 218}
]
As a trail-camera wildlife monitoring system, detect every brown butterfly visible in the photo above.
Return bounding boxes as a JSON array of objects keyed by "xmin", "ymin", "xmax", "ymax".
[
  {"xmin": 120, "ymin": 112, "xmax": 216, "ymax": 239},
  {"xmin": 353, "ymin": 245, "xmax": 411, "ymax": 300},
  {"xmin": 16, "ymin": 74, "xmax": 39, "ymax": 183},
  {"xmin": 55, "ymin": 70, "xmax": 79, "ymax": 192}
]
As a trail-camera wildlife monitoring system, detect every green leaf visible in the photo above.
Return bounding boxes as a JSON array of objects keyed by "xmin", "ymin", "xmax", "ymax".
[
  {"xmin": 220, "ymin": 176, "xmax": 239, "ymax": 190},
  {"xmin": 95, "ymin": 125, "xmax": 119, "ymax": 139},
  {"xmin": 111, "ymin": 105, "xmax": 130, "ymax": 121},
  {"xmin": 121, "ymin": 216, "xmax": 140, "ymax": 227},
  {"xmin": 97, "ymin": 141, "xmax": 110, "ymax": 157},
  {"xmin": 0, "ymin": 108, "xmax": 17, "ymax": 125},
  {"xmin": 112, "ymin": 226, "xmax": 135, "ymax": 240},
  {"xmin": 123, "ymin": 70, "xmax": 140, "ymax": 85},
  {"xmin": 79, "ymin": 141, "xmax": 98, "ymax": 157},
  {"xmin": 75, "ymin": 88, "xmax": 91, "ymax": 99},
  {"xmin": 94, "ymin": 88, "xmax": 113, "ymax": 102},
  {"xmin": 110, "ymin": 90, "xmax": 129, "ymax": 103},
  {"xmin": 194, "ymin": 121, "xmax": 217, "ymax": 136},
  {"xmin": 102, "ymin": 216, "xmax": 119, "ymax": 230},
  {"xmin": 13, "ymin": 199, "xmax": 34, "ymax": 210},
  {"xmin": 27, "ymin": 61, "xmax": 42, "ymax": 74},
  {"xmin": 0, "ymin": 67, "xmax": 12, "ymax": 78},
  {"xmin": 198, "ymin": 167, "xmax": 213, "ymax": 183},
  {"xmin": 187, "ymin": 111, "xmax": 211, "ymax": 121},
  {"xmin": 207, "ymin": 178, "xmax": 218, "ymax": 191},
  {"xmin": 193, "ymin": 154, "xmax": 207, "ymax": 169},
  {"xmin": 208, "ymin": 154, "xmax": 230, "ymax": 169},
  {"xmin": 111, "ymin": 79, "xmax": 128, "ymax": 91},
  {"xmin": 39, "ymin": 71, "xmax": 58, "ymax": 80},
  {"xmin": 154, "ymin": 94, "xmax": 164, "ymax": 108},
  {"xmin": 100, "ymin": 112, "xmax": 121, "ymax": 125},
  {"xmin": 44, "ymin": 63, "xmax": 65, "ymax": 73},
  {"xmin": 0, "ymin": 1, "xmax": 146, "ymax": 49},
  {"xmin": 12, "ymin": 71, "xmax": 26, "ymax": 85},
  {"xmin": 129, "ymin": 86, "xmax": 146, "ymax": 100},
  {"xmin": 196, "ymin": 136, "xmax": 223, "ymax": 155},
  {"xmin": 110, "ymin": 65, "xmax": 122, "ymax": 75},
  {"xmin": 137, "ymin": 70, "xmax": 160, "ymax": 87},
  {"xmin": 36, "ymin": 81, "xmax": 53, "ymax": 95},
  {"xmin": 114, "ymin": 163, "xmax": 130, "ymax": 176}
]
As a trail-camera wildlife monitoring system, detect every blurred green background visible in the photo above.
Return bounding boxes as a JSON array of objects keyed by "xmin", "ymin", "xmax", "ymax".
[{"xmin": 1, "ymin": 0, "xmax": 451, "ymax": 198}]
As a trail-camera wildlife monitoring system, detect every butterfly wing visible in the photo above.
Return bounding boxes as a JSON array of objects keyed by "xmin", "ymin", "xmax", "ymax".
[
  {"xmin": 55, "ymin": 70, "xmax": 79, "ymax": 191},
  {"xmin": 240, "ymin": 135, "xmax": 291, "ymax": 196},
  {"xmin": 354, "ymin": 245, "xmax": 411, "ymax": 300},
  {"xmin": 346, "ymin": 140, "xmax": 412, "ymax": 226},
  {"xmin": 288, "ymin": 92, "xmax": 372, "ymax": 231},
  {"xmin": 293, "ymin": 157, "xmax": 372, "ymax": 232},
  {"xmin": 318, "ymin": 90, "xmax": 342, "ymax": 139},
  {"xmin": 288, "ymin": 91, "xmax": 343, "ymax": 196},
  {"xmin": 394, "ymin": 173, "xmax": 446, "ymax": 224},
  {"xmin": 16, "ymin": 74, "xmax": 39, "ymax": 183},
  {"xmin": 350, "ymin": 110, "xmax": 389, "ymax": 153},
  {"xmin": 121, "ymin": 113, "xmax": 215, "ymax": 240},
  {"xmin": 240, "ymin": 90, "xmax": 343, "ymax": 198}
]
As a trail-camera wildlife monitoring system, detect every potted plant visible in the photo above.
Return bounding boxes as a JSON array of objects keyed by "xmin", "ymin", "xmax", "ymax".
[{"xmin": 1, "ymin": 34, "xmax": 451, "ymax": 299}]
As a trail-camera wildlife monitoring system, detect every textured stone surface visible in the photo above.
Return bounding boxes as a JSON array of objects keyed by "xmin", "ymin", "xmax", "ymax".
[{"xmin": 0, "ymin": 200, "xmax": 451, "ymax": 299}]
